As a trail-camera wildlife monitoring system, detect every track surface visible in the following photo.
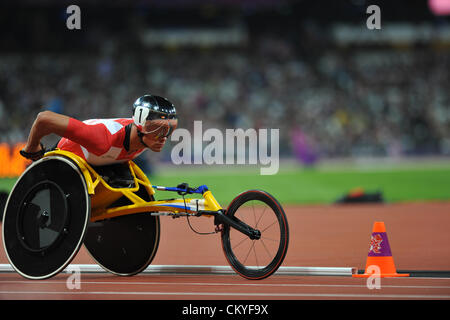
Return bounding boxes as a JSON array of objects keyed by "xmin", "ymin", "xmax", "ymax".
[
  {"xmin": 1, "ymin": 274, "xmax": 450, "ymax": 300},
  {"xmin": 1, "ymin": 202, "xmax": 450, "ymax": 300}
]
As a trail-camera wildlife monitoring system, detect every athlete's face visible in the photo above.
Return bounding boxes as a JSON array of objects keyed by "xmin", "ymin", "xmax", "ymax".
[{"xmin": 140, "ymin": 119, "xmax": 178, "ymax": 152}]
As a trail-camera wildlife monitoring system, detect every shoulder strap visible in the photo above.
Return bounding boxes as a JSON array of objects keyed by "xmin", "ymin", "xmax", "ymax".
[{"xmin": 123, "ymin": 123, "xmax": 132, "ymax": 152}]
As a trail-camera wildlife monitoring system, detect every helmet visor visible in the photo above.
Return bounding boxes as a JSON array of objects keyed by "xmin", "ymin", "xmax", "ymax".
[{"xmin": 140, "ymin": 119, "xmax": 178, "ymax": 138}]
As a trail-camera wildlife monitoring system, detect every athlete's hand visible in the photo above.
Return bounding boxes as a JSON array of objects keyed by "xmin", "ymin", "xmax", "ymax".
[{"xmin": 20, "ymin": 142, "xmax": 46, "ymax": 161}]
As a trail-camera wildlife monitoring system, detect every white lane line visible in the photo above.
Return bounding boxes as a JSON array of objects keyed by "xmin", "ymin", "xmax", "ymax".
[
  {"xmin": 1, "ymin": 280, "xmax": 450, "ymax": 289},
  {"xmin": 0, "ymin": 291, "xmax": 449, "ymax": 299}
]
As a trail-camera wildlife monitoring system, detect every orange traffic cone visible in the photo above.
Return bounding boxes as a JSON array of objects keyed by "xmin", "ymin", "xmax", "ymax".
[{"xmin": 353, "ymin": 221, "xmax": 409, "ymax": 278}]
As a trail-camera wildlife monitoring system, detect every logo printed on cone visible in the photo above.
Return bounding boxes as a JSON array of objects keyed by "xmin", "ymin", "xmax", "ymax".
[
  {"xmin": 353, "ymin": 221, "xmax": 409, "ymax": 278},
  {"xmin": 369, "ymin": 234, "xmax": 383, "ymax": 254},
  {"xmin": 369, "ymin": 233, "xmax": 391, "ymax": 256}
]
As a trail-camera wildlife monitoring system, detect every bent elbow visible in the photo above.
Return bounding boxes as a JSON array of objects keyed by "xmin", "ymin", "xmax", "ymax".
[
  {"xmin": 35, "ymin": 110, "xmax": 53, "ymax": 127},
  {"xmin": 35, "ymin": 110, "xmax": 60, "ymax": 135}
]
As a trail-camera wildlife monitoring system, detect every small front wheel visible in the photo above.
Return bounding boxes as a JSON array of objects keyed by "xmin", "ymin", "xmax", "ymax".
[{"xmin": 221, "ymin": 190, "xmax": 289, "ymax": 280}]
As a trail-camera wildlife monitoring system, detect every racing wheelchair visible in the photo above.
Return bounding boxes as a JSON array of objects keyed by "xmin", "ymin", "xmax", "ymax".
[{"xmin": 2, "ymin": 150, "xmax": 289, "ymax": 280}]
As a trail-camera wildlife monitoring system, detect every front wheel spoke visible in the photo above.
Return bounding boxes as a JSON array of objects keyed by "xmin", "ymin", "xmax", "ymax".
[
  {"xmin": 231, "ymin": 234, "xmax": 249, "ymax": 251},
  {"xmin": 253, "ymin": 241, "xmax": 259, "ymax": 267},
  {"xmin": 260, "ymin": 239, "xmax": 273, "ymax": 260},
  {"xmin": 243, "ymin": 240, "xmax": 256, "ymax": 264},
  {"xmin": 254, "ymin": 205, "xmax": 268, "ymax": 229},
  {"xmin": 260, "ymin": 220, "xmax": 278, "ymax": 233},
  {"xmin": 260, "ymin": 236, "xmax": 279, "ymax": 243}
]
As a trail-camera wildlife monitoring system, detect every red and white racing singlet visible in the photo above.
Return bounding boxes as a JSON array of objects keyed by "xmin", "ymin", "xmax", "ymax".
[{"xmin": 57, "ymin": 118, "xmax": 146, "ymax": 166}]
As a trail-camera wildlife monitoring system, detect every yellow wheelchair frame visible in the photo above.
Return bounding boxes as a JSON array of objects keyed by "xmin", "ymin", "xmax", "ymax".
[{"xmin": 44, "ymin": 150, "xmax": 222, "ymax": 223}]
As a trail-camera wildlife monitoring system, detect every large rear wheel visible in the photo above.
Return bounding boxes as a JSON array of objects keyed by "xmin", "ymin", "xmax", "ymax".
[
  {"xmin": 2, "ymin": 156, "xmax": 90, "ymax": 279},
  {"xmin": 84, "ymin": 195, "xmax": 160, "ymax": 276}
]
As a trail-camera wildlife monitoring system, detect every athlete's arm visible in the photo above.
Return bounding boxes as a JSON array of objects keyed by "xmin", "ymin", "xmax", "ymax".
[
  {"xmin": 23, "ymin": 110, "xmax": 111, "ymax": 158},
  {"xmin": 23, "ymin": 110, "xmax": 71, "ymax": 154}
]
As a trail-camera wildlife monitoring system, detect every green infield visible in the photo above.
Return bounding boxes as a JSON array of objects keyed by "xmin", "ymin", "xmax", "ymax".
[
  {"xmin": 1, "ymin": 163, "xmax": 450, "ymax": 205},
  {"xmin": 148, "ymin": 165, "xmax": 450, "ymax": 205}
]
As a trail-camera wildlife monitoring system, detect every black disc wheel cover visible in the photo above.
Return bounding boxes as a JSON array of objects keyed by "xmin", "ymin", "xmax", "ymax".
[
  {"xmin": 84, "ymin": 210, "xmax": 160, "ymax": 276},
  {"xmin": 2, "ymin": 156, "xmax": 90, "ymax": 279}
]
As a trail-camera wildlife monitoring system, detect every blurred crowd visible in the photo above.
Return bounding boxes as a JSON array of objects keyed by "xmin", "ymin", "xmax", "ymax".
[{"xmin": 0, "ymin": 37, "xmax": 449, "ymax": 161}]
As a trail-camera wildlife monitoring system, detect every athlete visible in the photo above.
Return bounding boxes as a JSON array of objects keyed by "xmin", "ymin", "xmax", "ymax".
[{"xmin": 19, "ymin": 94, "xmax": 178, "ymax": 165}]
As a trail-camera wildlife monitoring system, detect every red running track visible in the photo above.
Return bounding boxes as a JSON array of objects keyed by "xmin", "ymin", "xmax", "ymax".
[
  {"xmin": 1, "ymin": 273, "xmax": 450, "ymax": 300},
  {"xmin": 1, "ymin": 202, "xmax": 450, "ymax": 300}
]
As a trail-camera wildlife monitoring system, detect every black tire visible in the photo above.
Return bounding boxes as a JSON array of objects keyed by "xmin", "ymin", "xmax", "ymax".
[
  {"xmin": 2, "ymin": 156, "xmax": 90, "ymax": 279},
  {"xmin": 221, "ymin": 190, "xmax": 289, "ymax": 280},
  {"xmin": 84, "ymin": 194, "xmax": 160, "ymax": 276}
]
